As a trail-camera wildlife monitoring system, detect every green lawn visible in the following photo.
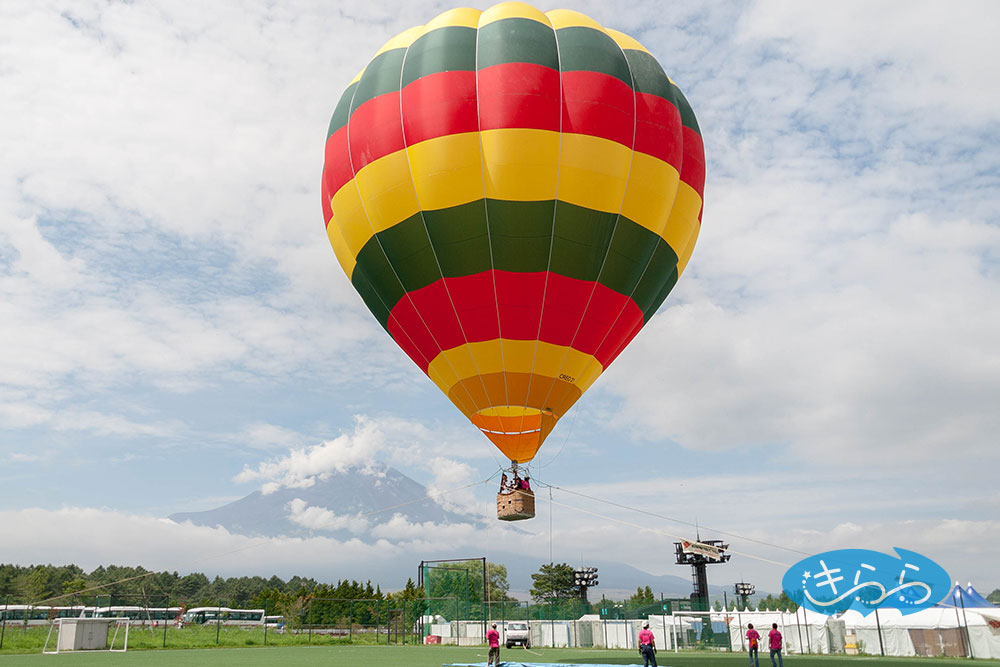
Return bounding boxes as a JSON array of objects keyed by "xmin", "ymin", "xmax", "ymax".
[{"xmin": 0, "ymin": 645, "xmax": 991, "ymax": 666}]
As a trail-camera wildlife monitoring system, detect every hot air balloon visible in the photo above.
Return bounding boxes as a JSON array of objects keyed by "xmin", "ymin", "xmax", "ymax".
[{"xmin": 321, "ymin": 2, "xmax": 705, "ymax": 519}]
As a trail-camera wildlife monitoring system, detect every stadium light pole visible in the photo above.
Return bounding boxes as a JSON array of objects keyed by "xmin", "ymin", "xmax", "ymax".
[{"xmin": 573, "ymin": 567, "xmax": 599, "ymax": 602}]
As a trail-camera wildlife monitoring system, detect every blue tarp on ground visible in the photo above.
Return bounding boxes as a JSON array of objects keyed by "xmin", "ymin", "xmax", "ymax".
[{"xmin": 445, "ymin": 663, "xmax": 655, "ymax": 667}]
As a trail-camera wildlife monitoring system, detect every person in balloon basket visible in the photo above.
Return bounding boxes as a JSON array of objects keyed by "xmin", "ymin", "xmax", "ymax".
[
  {"xmin": 638, "ymin": 621, "xmax": 657, "ymax": 667},
  {"xmin": 486, "ymin": 623, "xmax": 500, "ymax": 667},
  {"xmin": 746, "ymin": 623, "xmax": 761, "ymax": 667},
  {"xmin": 768, "ymin": 623, "xmax": 784, "ymax": 667}
]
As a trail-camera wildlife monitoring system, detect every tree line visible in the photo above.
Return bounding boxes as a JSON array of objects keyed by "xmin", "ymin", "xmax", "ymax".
[{"xmin": 0, "ymin": 561, "xmax": 515, "ymax": 609}]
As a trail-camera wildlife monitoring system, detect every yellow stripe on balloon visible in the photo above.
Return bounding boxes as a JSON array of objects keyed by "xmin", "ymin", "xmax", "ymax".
[
  {"xmin": 478, "ymin": 405, "xmax": 542, "ymax": 417},
  {"xmin": 479, "ymin": 1, "xmax": 551, "ymax": 27},
  {"xmin": 333, "ymin": 129, "xmax": 684, "ymax": 267},
  {"xmin": 325, "ymin": 212, "xmax": 356, "ymax": 277},
  {"xmin": 557, "ymin": 133, "xmax": 632, "ymax": 215},
  {"xmin": 605, "ymin": 28, "xmax": 650, "ymax": 55},
  {"xmin": 545, "ymin": 8, "xmax": 604, "ymax": 30},
  {"xmin": 662, "ymin": 181, "xmax": 703, "ymax": 275},
  {"xmin": 425, "ymin": 7, "xmax": 482, "ymax": 30},
  {"xmin": 621, "ymin": 151, "xmax": 681, "ymax": 237},
  {"xmin": 329, "ymin": 183, "xmax": 370, "ymax": 275},
  {"xmin": 427, "ymin": 339, "xmax": 604, "ymax": 396},
  {"xmin": 353, "ymin": 150, "xmax": 421, "ymax": 234},
  {"xmin": 372, "ymin": 26, "xmax": 424, "ymax": 60},
  {"xmin": 480, "ymin": 128, "xmax": 560, "ymax": 201},
  {"xmin": 406, "ymin": 132, "xmax": 484, "ymax": 211}
]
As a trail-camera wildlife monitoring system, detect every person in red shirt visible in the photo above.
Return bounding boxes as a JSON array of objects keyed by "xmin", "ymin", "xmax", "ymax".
[
  {"xmin": 746, "ymin": 623, "xmax": 760, "ymax": 667},
  {"xmin": 768, "ymin": 623, "xmax": 784, "ymax": 667},
  {"xmin": 638, "ymin": 621, "xmax": 657, "ymax": 667},
  {"xmin": 486, "ymin": 623, "xmax": 500, "ymax": 667}
]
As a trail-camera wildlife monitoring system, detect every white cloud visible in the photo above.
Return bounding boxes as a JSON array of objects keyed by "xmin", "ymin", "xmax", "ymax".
[
  {"xmin": 235, "ymin": 416, "xmax": 385, "ymax": 491},
  {"xmin": 369, "ymin": 513, "xmax": 480, "ymax": 543},
  {"xmin": 0, "ymin": 506, "xmax": 409, "ymax": 589},
  {"xmin": 235, "ymin": 422, "xmax": 311, "ymax": 451},
  {"xmin": 286, "ymin": 498, "xmax": 370, "ymax": 534},
  {"xmin": 0, "ymin": 501, "xmax": 995, "ymax": 597},
  {"xmin": 424, "ymin": 457, "xmax": 481, "ymax": 514},
  {"xmin": 736, "ymin": 0, "xmax": 1000, "ymax": 124}
]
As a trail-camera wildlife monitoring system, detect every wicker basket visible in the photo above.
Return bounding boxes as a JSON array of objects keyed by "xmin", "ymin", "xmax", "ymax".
[{"xmin": 496, "ymin": 489, "xmax": 535, "ymax": 521}]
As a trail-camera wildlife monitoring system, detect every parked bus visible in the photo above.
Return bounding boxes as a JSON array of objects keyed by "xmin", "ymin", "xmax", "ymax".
[
  {"xmin": 93, "ymin": 606, "xmax": 183, "ymax": 624},
  {"xmin": 181, "ymin": 607, "xmax": 276, "ymax": 626},
  {"xmin": 0, "ymin": 605, "xmax": 91, "ymax": 625}
]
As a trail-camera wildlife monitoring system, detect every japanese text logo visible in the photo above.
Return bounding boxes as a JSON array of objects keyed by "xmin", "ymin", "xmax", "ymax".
[{"xmin": 782, "ymin": 548, "xmax": 950, "ymax": 615}]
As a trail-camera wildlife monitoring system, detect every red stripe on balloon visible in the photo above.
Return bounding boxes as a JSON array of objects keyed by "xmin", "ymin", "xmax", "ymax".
[
  {"xmin": 321, "ymin": 175, "xmax": 333, "ymax": 229},
  {"xmin": 323, "ymin": 126, "xmax": 353, "ymax": 201},
  {"xmin": 560, "ymin": 70, "xmax": 635, "ymax": 148},
  {"xmin": 386, "ymin": 270, "xmax": 644, "ymax": 372},
  {"xmin": 348, "ymin": 91, "xmax": 405, "ymax": 172},
  {"xmin": 634, "ymin": 91, "xmax": 683, "ymax": 169},
  {"xmin": 477, "ymin": 63, "xmax": 561, "ymax": 132},
  {"xmin": 680, "ymin": 125, "xmax": 706, "ymax": 206},
  {"xmin": 401, "ymin": 70, "xmax": 479, "ymax": 145},
  {"xmin": 323, "ymin": 68, "xmax": 693, "ymax": 202}
]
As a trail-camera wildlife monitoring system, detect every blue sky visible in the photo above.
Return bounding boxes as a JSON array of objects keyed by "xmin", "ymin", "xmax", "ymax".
[{"xmin": 1, "ymin": 0, "xmax": 998, "ymax": 595}]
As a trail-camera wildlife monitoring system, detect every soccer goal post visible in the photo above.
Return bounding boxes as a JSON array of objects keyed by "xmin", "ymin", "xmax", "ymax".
[
  {"xmin": 670, "ymin": 610, "xmax": 735, "ymax": 652},
  {"xmin": 42, "ymin": 618, "xmax": 130, "ymax": 654}
]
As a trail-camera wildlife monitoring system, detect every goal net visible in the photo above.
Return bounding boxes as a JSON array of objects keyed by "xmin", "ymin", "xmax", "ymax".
[
  {"xmin": 670, "ymin": 610, "xmax": 732, "ymax": 651},
  {"xmin": 42, "ymin": 618, "xmax": 130, "ymax": 654}
]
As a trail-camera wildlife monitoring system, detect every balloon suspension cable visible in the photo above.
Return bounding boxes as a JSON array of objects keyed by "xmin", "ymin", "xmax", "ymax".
[{"xmin": 531, "ymin": 477, "xmax": 798, "ymax": 569}]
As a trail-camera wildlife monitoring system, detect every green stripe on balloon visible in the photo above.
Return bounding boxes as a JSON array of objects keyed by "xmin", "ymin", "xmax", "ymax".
[
  {"xmin": 401, "ymin": 26, "xmax": 477, "ymax": 88},
  {"xmin": 350, "ymin": 200, "xmax": 679, "ymax": 329},
  {"xmin": 556, "ymin": 26, "xmax": 632, "ymax": 86},
  {"xmin": 476, "ymin": 18, "xmax": 559, "ymax": 71}
]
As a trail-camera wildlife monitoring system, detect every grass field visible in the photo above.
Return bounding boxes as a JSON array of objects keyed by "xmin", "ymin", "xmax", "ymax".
[{"xmin": 0, "ymin": 644, "xmax": 990, "ymax": 666}]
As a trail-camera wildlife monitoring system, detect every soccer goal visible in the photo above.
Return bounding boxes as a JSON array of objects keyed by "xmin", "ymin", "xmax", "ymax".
[
  {"xmin": 670, "ymin": 610, "xmax": 733, "ymax": 652},
  {"xmin": 42, "ymin": 617, "xmax": 130, "ymax": 654}
]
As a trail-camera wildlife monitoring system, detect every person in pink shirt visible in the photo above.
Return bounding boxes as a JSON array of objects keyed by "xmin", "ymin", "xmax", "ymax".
[
  {"xmin": 746, "ymin": 623, "xmax": 761, "ymax": 667},
  {"xmin": 638, "ymin": 621, "xmax": 657, "ymax": 667},
  {"xmin": 768, "ymin": 623, "xmax": 784, "ymax": 667},
  {"xmin": 486, "ymin": 623, "xmax": 500, "ymax": 667}
]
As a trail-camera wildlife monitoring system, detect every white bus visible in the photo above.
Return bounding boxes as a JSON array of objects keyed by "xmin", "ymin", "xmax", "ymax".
[
  {"xmin": 181, "ymin": 607, "xmax": 279, "ymax": 626},
  {"xmin": 93, "ymin": 606, "xmax": 183, "ymax": 624},
  {"xmin": 0, "ymin": 605, "xmax": 91, "ymax": 625}
]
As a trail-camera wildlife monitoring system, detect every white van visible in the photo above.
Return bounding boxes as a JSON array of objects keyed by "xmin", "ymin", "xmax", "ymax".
[{"xmin": 505, "ymin": 621, "xmax": 530, "ymax": 648}]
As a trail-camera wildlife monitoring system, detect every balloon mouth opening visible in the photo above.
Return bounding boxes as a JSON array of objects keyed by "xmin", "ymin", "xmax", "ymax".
[{"xmin": 470, "ymin": 405, "xmax": 560, "ymax": 462}]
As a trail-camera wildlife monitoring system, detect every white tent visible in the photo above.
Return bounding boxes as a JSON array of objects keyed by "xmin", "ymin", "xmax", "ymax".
[
  {"xmin": 839, "ymin": 606, "xmax": 1000, "ymax": 659},
  {"xmin": 726, "ymin": 609, "xmax": 829, "ymax": 654}
]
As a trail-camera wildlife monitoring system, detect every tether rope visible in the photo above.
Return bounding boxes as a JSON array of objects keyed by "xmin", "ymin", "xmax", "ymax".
[
  {"xmin": 544, "ymin": 495, "xmax": 791, "ymax": 568},
  {"xmin": 535, "ymin": 480, "xmax": 810, "ymax": 557}
]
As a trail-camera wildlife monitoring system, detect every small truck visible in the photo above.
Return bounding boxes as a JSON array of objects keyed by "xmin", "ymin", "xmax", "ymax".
[{"xmin": 504, "ymin": 621, "xmax": 530, "ymax": 649}]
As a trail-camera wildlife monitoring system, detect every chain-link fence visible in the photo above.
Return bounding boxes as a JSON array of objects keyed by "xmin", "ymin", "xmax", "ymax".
[{"xmin": 0, "ymin": 593, "xmax": 734, "ymax": 653}]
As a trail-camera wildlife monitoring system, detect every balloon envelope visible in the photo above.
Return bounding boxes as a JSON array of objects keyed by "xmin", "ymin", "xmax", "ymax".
[{"xmin": 322, "ymin": 3, "xmax": 705, "ymax": 463}]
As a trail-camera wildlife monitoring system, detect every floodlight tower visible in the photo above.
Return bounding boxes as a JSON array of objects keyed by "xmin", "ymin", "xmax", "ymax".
[
  {"xmin": 573, "ymin": 567, "xmax": 599, "ymax": 601},
  {"xmin": 674, "ymin": 539, "xmax": 731, "ymax": 611},
  {"xmin": 734, "ymin": 581, "xmax": 755, "ymax": 609}
]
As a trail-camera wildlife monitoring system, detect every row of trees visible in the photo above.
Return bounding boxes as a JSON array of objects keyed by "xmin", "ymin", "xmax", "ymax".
[
  {"xmin": 0, "ymin": 563, "xmax": 396, "ymax": 609},
  {"xmin": 8, "ymin": 562, "xmax": 991, "ymax": 617}
]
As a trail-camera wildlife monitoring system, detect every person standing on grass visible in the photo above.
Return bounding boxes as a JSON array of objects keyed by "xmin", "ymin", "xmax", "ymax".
[
  {"xmin": 746, "ymin": 623, "xmax": 761, "ymax": 667},
  {"xmin": 769, "ymin": 622, "xmax": 784, "ymax": 667},
  {"xmin": 486, "ymin": 623, "xmax": 500, "ymax": 667},
  {"xmin": 638, "ymin": 621, "xmax": 657, "ymax": 667}
]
